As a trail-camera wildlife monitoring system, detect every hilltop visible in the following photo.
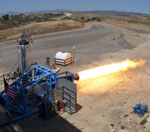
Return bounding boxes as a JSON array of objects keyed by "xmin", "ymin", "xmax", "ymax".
[{"xmin": 1, "ymin": 9, "xmax": 150, "ymax": 17}]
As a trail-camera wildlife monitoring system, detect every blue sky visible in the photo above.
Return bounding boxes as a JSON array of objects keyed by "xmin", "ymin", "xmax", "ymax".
[{"xmin": 0, "ymin": 0, "xmax": 150, "ymax": 14}]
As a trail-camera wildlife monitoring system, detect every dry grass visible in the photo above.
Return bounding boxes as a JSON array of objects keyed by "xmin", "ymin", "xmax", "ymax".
[
  {"xmin": 71, "ymin": 13, "xmax": 150, "ymax": 25},
  {"xmin": 0, "ymin": 20, "xmax": 84, "ymax": 42},
  {"xmin": 105, "ymin": 20, "xmax": 150, "ymax": 31}
]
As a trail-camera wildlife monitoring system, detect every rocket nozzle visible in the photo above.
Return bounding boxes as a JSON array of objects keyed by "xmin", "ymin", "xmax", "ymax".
[{"xmin": 74, "ymin": 73, "xmax": 80, "ymax": 81}]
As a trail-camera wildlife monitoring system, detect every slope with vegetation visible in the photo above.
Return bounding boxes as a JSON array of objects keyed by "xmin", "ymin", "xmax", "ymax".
[
  {"xmin": 0, "ymin": 13, "xmax": 84, "ymax": 42},
  {"xmin": 0, "ymin": 12, "xmax": 150, "ymax": 42},
  {"xmin": 0, "ymin": 13, "xmax": 65, "ymax": 30},
  {"xmin": 71, "ymin": 13, "xmax": 150, "ymax": 25}
]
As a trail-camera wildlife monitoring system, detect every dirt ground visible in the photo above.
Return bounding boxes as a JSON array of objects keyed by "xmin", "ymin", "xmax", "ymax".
[{"xmin": 0, "ymin": 21, "xmax": 150, "ymax": 132}]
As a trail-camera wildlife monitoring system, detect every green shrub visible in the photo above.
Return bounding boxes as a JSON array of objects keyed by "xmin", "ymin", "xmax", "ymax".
[
  {"xmin": 2, "ymin": 14, "xmax": 9, "ymax": 20},
  {"xmin": 81, "ymin": 17, "xmax": 84, "ymax": 20},
  {"xmin": 121, "ymin": 125, "xmax": 126, "ymax": 129},
  {"xmin": 140, "ymin": 119, "xmax": 147, "ymax": 125}
]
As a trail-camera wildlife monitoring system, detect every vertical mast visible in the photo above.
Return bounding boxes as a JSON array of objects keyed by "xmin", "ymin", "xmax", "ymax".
[{"xmin": 17, "ymin": 30, "xmax": 32, "ymax": 74}]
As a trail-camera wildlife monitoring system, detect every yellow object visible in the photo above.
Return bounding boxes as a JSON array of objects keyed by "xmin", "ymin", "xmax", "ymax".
[{"xmin": 43, "ymin": 78, "xmax": 47, "ymax": 81}]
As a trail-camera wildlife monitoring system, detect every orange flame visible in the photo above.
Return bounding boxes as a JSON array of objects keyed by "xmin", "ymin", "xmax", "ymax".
[{"xmin": 78, "ymin": 59, "xmax": 146, "ymax": 81}]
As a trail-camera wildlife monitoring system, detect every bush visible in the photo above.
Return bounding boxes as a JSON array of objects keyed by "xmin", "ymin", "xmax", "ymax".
[
  {"xmin": 140, "ymin": 119, "xmax": 147, "ymax": 125},
  {"xmin": 81, "ymin": 17, "xmax": 84, "ymax": 20},
  {"xmin": 2, "ymin": 14, "xmax": 9, "ymax": 20},
  {"xmin": 121, "ymin": 125, "xmax": 126, "ymax": 129},
  {"xmin": 96, "ymin": 17, "xmax": 101, "ymax": 22},
  {"xmin": 85, "ymin": 17, "xmax": 101, "ymax": 22},
  {"xmin": 0, "ymin": 18, "xmax": 3, "ymax": 22}
]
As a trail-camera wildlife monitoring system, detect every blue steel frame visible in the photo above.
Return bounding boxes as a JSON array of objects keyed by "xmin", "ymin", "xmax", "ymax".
[{"xmin": 0, "ymin": 65, "xmax": 74, "ymax": 122}]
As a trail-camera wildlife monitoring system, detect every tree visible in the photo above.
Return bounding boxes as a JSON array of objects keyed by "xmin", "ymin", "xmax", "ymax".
[
  {"xmin": 2, "ymin": 14, "xmax": 9, "ymax": 20},
  {"xmin": 81, "ymin": 17, "xmax": 84, "ymax": 20}
]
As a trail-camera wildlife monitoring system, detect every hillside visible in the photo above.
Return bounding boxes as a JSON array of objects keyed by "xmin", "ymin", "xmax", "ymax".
[
  {"xmin": 0, "ymin": 12, "xmax": 65, "ymax": 30},
  {"xmin": 0, "ymin": 12, "xmax": 150, "ymax": 42},
  {"xmin": 0, "ymin": 20, "xmax": 83, "ymax": 42}
]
